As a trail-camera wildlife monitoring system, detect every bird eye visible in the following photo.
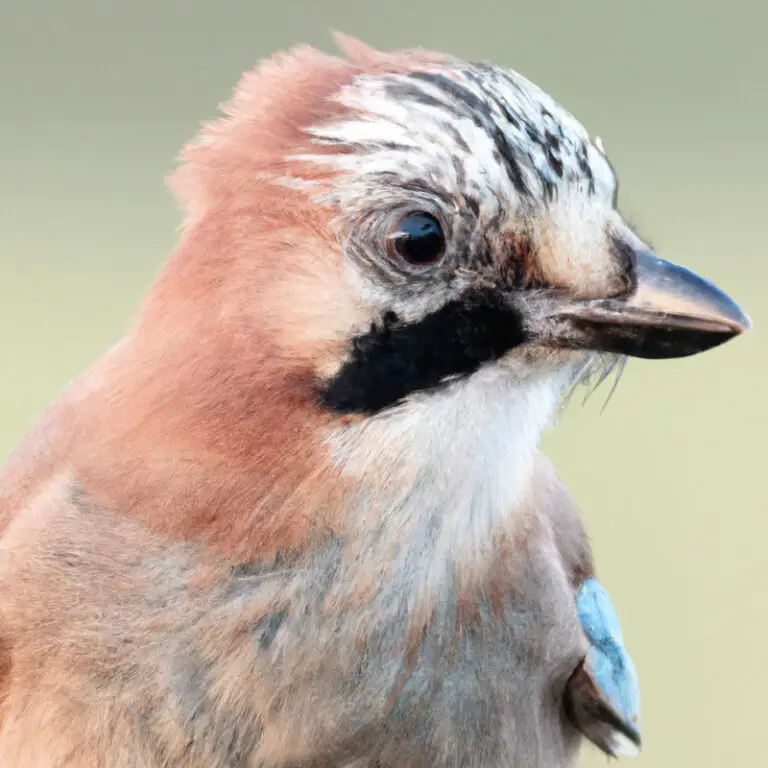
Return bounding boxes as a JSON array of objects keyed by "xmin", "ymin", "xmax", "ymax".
[{"xmin": 388, "ymin": 212, "xmax": 446, "ymax": 267}]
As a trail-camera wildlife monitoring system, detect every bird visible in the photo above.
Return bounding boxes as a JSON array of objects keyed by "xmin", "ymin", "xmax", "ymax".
[{"xmin": 0, "ymin": 33, "xmax": 751, "ymax": 768}]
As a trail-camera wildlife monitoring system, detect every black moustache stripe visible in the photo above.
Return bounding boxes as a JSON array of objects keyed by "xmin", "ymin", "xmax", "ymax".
[{"xmin": 318, "ymin": 291, "xmax": 528, "ymax": 415}]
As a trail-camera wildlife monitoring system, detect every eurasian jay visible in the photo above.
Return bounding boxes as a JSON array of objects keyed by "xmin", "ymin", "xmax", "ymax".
[{"xmin": 0, "ymin": 35, "xmax": 750, "ymax": 768}]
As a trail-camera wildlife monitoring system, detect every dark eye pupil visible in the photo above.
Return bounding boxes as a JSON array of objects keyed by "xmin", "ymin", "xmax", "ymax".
[{"xmin": 393, "ymin": 213, "xmax": 445, "ymax": 266}]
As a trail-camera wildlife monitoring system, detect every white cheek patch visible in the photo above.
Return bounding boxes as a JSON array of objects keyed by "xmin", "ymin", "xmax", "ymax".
[{"xmin": 326, "ymin": 363, "xmax": 576, "ymax": 586}]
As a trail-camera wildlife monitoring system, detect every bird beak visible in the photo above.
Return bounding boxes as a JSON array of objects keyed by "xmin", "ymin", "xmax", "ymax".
[{"xmin": 541, "ymin": 248, "xmax": 752, "ymax": 359}]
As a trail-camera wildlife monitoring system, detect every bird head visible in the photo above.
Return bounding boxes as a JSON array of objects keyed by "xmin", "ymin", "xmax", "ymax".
[
  {"xmin": 287, "ymin": 44, "xmax": 751, "ymax": 411},
  {"xmin": 144, "ymin": 34, "xmax": 749, "ymax": 554},
  {"xmin": 116, "ymin": 34, "xmax": 753, "ymax": 569},
  {"xmin": 167, "ymin": 33, "xmax": 749, "ymax": 404}
]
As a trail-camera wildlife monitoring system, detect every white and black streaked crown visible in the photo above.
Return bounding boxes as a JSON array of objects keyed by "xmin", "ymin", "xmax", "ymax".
[{"xmin": 296, "ymin": 60, "xmax": 617, "ymax": 220}]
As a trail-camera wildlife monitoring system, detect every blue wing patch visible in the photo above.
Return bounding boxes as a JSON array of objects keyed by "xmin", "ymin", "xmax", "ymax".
[{"xmin": 576, "ymin": 577, "xmax": 640, "ymax": 734}]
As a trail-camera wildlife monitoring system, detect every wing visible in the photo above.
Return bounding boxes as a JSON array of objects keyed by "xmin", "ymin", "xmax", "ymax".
[
  {"xmin": 565, "ymin": 578, "xmax": 641, "ymax": 757},
  {"xmin": 533, "ymin": 453, "xmax": 641, "ymax": 757}
]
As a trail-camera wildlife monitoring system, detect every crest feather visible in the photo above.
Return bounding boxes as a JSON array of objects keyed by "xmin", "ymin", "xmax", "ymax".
[{"xmin": 332, "ymin": 31, "xmax": 384, "ymax": 66}]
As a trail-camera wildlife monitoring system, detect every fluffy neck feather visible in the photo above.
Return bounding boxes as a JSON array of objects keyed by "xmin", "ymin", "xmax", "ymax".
[{"xmin": 328, "ymin": 362, "xmax": 575, "ymax": 586}]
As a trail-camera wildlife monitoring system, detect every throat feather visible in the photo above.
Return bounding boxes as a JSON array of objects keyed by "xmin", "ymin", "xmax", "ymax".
[{"xmin": 327, "ymin": 366, "xmax": 569, "ymax": 582}]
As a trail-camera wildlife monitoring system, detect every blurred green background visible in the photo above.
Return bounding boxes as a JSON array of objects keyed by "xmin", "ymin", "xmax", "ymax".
[{"xmin": 1, "ymin": 1, "xmax": 765, "ymax": 766}]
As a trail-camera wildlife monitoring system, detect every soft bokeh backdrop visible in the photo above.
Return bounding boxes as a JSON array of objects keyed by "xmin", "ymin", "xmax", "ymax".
[{"xmin": 2, "ymin": 2, "xmax": 765, "ymax": 766}]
